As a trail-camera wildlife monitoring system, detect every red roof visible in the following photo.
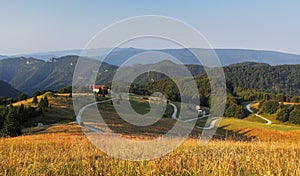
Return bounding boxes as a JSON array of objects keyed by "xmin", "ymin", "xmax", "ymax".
[{"xmin": 93, "ymin": 85, "xmax": 105, "ymax": 89}]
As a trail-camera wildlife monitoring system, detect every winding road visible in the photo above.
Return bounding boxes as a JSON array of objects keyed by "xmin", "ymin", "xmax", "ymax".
[
  {"xmin": 246, "ymin": 103, "xmax": 272, "ymax": 124},
  {"xmin": 168, "ymin": 102, "xmax": 178, "ymax": 119},
  {"xmin": 76, "ymin": 99, "xmax": 114, "ymax": 134},
  {"xmin": 195, "ymin": 118, "xmax": 220, "ymax": 130},
  {"xmin": 77, "ymin": 99, "xmax": 219, "ymax": 134}
]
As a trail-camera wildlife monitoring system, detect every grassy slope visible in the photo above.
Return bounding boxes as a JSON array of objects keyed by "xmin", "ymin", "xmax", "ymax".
[
  {"xmin": 244, "ymin": 114, "xmax": 267, "ymax": 123},
  {"xmin": 1, "ymin": 123, "xmax": 300, "ymax": 175},
  {"xmin": 1, "ymin": 95, "xmax": 300, "ymax": 175},
  {"xmin": 13, "ymin": 93, "xmax": 75, "ymax": 129},
  {"xmin": 219, "ymin": 118, "xmax": 300, "ymax": 141}
]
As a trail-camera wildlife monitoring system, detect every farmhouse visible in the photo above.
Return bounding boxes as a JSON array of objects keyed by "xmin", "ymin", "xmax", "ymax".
[{"xmin": 92, "ymin": 85, "xmax": 105, "ymax": 93}]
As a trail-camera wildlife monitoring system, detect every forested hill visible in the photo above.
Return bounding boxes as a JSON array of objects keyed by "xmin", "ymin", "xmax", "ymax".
[
  {"xmin": 1, "ymin": 55, "xmax": 300, "ymax": 96},
  {"xmin": 0, "ymin": 80, "xmax": 22, "ymax": 98},
  {"xmin": 142, "ymin": 61, "xmax": 300, "ymax": 96},
  {"xmin": 224, "ymin": 62, "xmax": 300, "ymax": 95}
]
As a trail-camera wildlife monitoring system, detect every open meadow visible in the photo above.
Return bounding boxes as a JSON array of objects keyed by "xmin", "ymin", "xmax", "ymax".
[
  {"xmin": 1, "ymin": 94, "xmax": 300, "ymax": 175},
  {"xmin": 1, "ymin": 122, "xmax": 300, "ymax": 175}
]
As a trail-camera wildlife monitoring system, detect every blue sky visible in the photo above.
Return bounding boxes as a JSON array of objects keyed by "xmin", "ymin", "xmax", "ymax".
[{"xmin": 1, "ymin": 0, "xmax": 300, "ymax": 55}]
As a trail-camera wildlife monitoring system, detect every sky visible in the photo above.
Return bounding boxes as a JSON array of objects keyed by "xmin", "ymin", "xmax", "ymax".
[{"xmin": 1, "ymin": 0, "xmax": 300, "ymax": 55}]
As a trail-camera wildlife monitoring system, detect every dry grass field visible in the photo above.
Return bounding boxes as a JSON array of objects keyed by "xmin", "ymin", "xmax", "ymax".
[
  {"xmin": 1, "ymin": 123, "xmax": 300, "ymax": 175},
  {"xmin": 1, "ymin": 94, "xmax": 300, "ymax": 175}
]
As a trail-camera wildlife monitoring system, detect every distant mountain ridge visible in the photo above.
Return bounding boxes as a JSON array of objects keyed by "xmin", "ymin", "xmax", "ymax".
[
  {"xmin": 2, "ymin": 48, "xmax": 300, "ymax": 66},
  {"xmin": 0, "ymin": 55, "xmax": 7, "ymax": 60}
]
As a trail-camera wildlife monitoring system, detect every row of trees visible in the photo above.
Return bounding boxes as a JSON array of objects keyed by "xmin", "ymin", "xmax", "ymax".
[
  {"xmin": 233, "ymin": 87, "xmax": 300, "ymax": 103},
  {"xmin": 276, "ymin": 105, "xmax": 300, "ymax": 124},
  {"xmin": 0, "ymin": 97, "xmax": 16, "ymax": 106}
]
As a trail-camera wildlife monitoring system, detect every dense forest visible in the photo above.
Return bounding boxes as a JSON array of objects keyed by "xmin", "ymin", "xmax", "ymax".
[
  {"xmin": 117, "ymin": 66, "xmax": 300, "ymax": 121},
  {"xmin": 113, "ymin": 62, "xmax": 300, "ymax": 98},
  {"xmin": 224, "ymin": 62, "xmax": 300, "ymax": 95}
]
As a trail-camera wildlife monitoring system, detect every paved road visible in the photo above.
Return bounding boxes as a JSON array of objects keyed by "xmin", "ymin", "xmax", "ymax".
[
  {"xmin": 168, "ymin": 102, "xmax": 178, "ymax": 119},
  {"xmin": 195, "ymin": 118, "xmax": 220, "ymax": 130},
  {"xmin": 246, "ymin": 103, "xmax": 272, "ymax": 124},
  {"xmin": 76, "ymin": 99, "xmax": 114, "ymax": 134},
  {"xmin": 77, "ymin": 99, "xmax": 219, "ymax": 133}
]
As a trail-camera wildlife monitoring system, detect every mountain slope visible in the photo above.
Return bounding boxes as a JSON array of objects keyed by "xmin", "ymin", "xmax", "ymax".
[
  {"xmin": 0, "ymin": 56, "xmax": 118, "ymax": 95},
  {"xmin": 0, "ymin": 57, "xmax": 43, "ymax": 90},
  {"xmin": 0, "ymin": 80, "xmax": 22, "ymax": 98}
]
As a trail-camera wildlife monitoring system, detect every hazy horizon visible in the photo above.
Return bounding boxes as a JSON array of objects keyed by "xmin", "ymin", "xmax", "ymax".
[
  {"xmin": 1, "ymin": 1, "xmax": 300, "ymax": 55},
  {"xmin": 2, "ymin": 47, "xmax": 300, "ymax": 57}
]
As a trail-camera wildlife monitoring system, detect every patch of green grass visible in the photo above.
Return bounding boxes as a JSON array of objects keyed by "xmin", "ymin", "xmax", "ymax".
[
  {"xmin": 258, "ymin": 112, "xmax": 281, "ymax": 124},
  {"xmin": 221, "ymin": 118, "xmax": 300, "ymax": 131},
  {"xmin": 129, "ymin": 97, "xmax": 151, "ymax": 115},
  {"xmin": 244, "ymin": 114, "xmax": 267, "ymax": 123},
  {"xmin": 195, "ymin": 117, "xmax": 209, "ymax": 127}
]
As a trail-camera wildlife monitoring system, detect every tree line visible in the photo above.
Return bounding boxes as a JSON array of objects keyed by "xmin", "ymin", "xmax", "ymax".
[{"xmin": 0, "ymin": 96, "xmax": 49, "ymax": 137}]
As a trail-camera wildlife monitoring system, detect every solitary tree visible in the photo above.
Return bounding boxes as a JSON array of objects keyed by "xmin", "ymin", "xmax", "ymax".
[
  {"xmin": 32, "ymin": 96, "xmax": 38, "ymax": 104},
  {"xmin": 18, "ymin": 93, "xmax": 28, "ymax": 101}
]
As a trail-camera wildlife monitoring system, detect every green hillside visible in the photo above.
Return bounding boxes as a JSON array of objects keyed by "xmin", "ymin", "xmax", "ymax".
[{"xmin": 1, "ymin": 56, "xmax": 300, "ymax": 98}]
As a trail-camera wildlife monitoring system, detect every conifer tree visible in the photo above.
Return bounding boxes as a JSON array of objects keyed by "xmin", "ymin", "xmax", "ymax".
[{"xmin": 1, "ymin": 108, "xmax": 22, "ymax": 137}]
